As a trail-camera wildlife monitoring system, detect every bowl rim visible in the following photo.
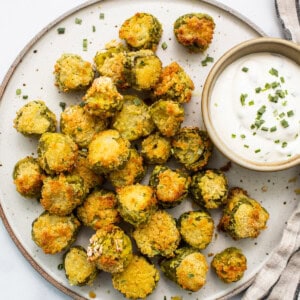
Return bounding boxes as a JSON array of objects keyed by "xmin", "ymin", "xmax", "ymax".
[{"xmin": 202, "ymin": 37, "xmax": 300, "ymax": 171}]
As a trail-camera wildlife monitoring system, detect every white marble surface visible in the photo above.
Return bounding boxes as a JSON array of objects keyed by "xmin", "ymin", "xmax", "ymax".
[{"xmin": 0, "ymin": 0, "xmax": 284, "ymax": 299}]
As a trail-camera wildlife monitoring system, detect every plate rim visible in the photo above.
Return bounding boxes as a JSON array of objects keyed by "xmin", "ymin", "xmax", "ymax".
[{"xmin": 0, "ymin": 0, "xmax": 266, "ymax": 299}]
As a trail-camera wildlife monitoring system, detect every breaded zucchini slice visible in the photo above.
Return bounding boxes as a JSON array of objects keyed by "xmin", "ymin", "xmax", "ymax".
[
  {"xmin": 119, "ymin": 12, "xmax": 163, "ymax": 51},
  {"xmin": 37, "ymin": 132, "xmax": 78, "ymax": 175},
  {"xmin": 116, "ymin": 183, "xmax": 157, "ymax": 226},
  {"xmin": 190, "ymin": 169, "xmax": 229, "ymax": 209},
  {"xmin": 71, "ymin": 151, "xmax": 104, "ymax": 193},
  {"xmin": 54, "ymin": 53, "xmax": 94, "ymax": 92},
  {"xmin": 150, "ymin": 99, "xmax": 185, "ymax": 137},
  {"xmin": 112, "ymin": 255, "xmax": 160, "ymax": 299},
  {"xmin": 63, "ymin": 246, "xmax": 98, "ymax": 286},
  {"xmin": 133, "ymin": 210, "xmax": 180, "ymax": 258},
  {"xmin": 13, "ymin": 156, "xmax": 45, "ymax": 198},
  {"xmin": 83, "ymin": 76, "xmax": 124, "ymax": 118},
  {"xmin": 178, "ymin": 210, "xmax": 214, "ymax": 250},
  {"xmin": 40, "ymin": 173, "xmax": 86, "ymax": 216},
  {"xmin": 174, "ymin": 13, "xmax": 215, "ymax": 53},
  {"xmin": 153, "ymin": 62, "xmax": 194, "ymax": 103},
  {"xmin": 87, "ymin": 225, "xmax": 133, "ymax": 273},
  {"xmin": 211, "ymin": 247, "xmax": 247, "ymax": 283},
  {"xmin": 171, "ymin": 127, "xmax": 213, "ymax": 172},
  {"xmin": 141, "ymin": 132, "xmax": 171, "ymax": 164},
  {"xmin": 218, "ymin": 187, "xmax": 269, "ymax": 240},
  {"xmin": 124, "ymin": 50, "xmax": 162, "ymax": 90},
  {"xmin": 31, "ymin": 211, "xmax": 80, "ymax": 254},
  {"xmin": 160, "ymin": 247, "xmax": 208, "ymax": 292},
  {"xmin": 149, "ymin": 165, "xmax": 191, "ymax": 208},
  {"xmin": 109, "ymin": 148, "xmax": 146, "ymax": 188},
  {"xmin": 76, "ymin": 188, "xmax": 120, "ymax": 230},
  {"xmin": 94, "ymin": 40, "xmax": 129, "ymax": 89},
  {"xmin": 60, "ymin": 104, "xmax": 108, "ymax": 148},
  {"xmin": 13, "ymin": 100, "xmax": 57, "ymax": 136},
  {"xmin": 87, "ymin": 129, "xmax": 131, "ymax": 174},
  {"xmin": 112, "ymin": 95, "xmax": 155, "ymax": 141}
]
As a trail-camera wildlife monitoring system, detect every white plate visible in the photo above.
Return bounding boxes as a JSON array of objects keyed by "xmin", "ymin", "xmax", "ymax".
[{"xmin": 0, "ymin": 0, "xmax": 298, "ymax": 299}]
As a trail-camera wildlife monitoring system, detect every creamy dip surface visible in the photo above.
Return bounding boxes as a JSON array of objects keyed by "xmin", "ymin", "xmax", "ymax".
[{"xmin": 210, "ymin": 52, "xmax": 300, "ymax": 163}]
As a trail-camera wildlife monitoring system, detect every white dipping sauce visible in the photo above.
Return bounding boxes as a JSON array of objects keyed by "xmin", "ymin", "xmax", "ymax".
[{"xmin": 210, "ymin": 52, "xmax": 300, "ymax": 163}]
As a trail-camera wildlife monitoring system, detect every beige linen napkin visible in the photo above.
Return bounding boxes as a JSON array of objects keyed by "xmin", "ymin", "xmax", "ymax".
[{"xmin": 242, "ymin": 201, "xmax": 300, "ymax": 300}]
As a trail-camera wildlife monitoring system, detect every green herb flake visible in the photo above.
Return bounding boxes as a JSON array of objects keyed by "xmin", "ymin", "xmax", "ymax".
[
  {"xmin": 268, "ymin": 94, "xmax": 279, "ymax": 103},
  {"xmin": 261, "ymin": 126, "xmax": 269, "ymax": 131},
  {"xmin": 75, "ymin": 17, "xmax": 82, "ymax": 24},
  {"xmin": 280, "ymin": 119, "xmax": 289, "ymax": 128},
  {"xmin": 92, "ymin": 25, "xmax": 96, "ymax": 32},
  {"xmin": 22, "ymin": 95, "xmax": 28, "ymax": 100},
  {"xmin": 231, "ymin": 134, "xmax": 236, "ymax": 138},
  {"xmin": 201, "ymin": 55, "xmax": 214, "ymax": 66},
  {"xmin": 280, "ymin": 76, "xmax": 285, "ymax": 83},
  {"xmin": 242, "ymin": 67, "xmax": 249, "ymax": 72},
  {"xmin": 244, "ymin": 144, "xmax": 249, "ymax": 148},
  {"xmin": 279, "ymin": 112, "xmax": 285, "ymax": 118},
  {"xmin": 276, "ymin": 89, "xmax": 285, "ymax": 98},
  {"xmin": 257, "ymin": 105, "xmax": 266, "ymax": 116},
  {"xmin": 255, "ymin": 87, "xmax": 262, "ymax": 93},
  {"xmin": 57, "ymin": 263, "xmax": 64, "ymax": 270},
  {"xmin": 240, "ymin": 93, "xmax": 248, "ymax": 106},
  {"xmin": 57, "ymin": 27, "xmax": 65, "ymax": 34},
  {"xmin": 282, "ymin": 141, "xmax": 288, "ymax": 148},
  {"xmin": 99, "ymin": 12, "xmax": 105, "ymax": 19},
  {"xmin": 240, "ymin": 134, "xmax": 246, "ymax": 139},
  {"xmin": 16, "ymin": 88, "xmax": 22, "ymax": 95},
  {"xmin": 270, "ymin": 126, "xmax": 277, "ymax": 132},
  {"xmin": 161, "ymin": 42, "xmax": 168, "ymax": 50},
  {"xmin": 269, "ymin": 68, "xmax": 279, "ymax": 77},
  {"xmin": 255, "ymin": 149, "xmax": 261, "ymax": 153},
  {"xmin": 59, "ymin": 102, "xmax": 66, "ymax": 111},
  {"xmin": 287, "ymin": 110, "xmax": 294, "ymax": 117},
  {"xmin": 274, "ymin": 139, "xmax": 280, "ymax": 144},
  {"xmin": 188, "ymin": 273, "xmax": 195, "ymax": 278},
  {"xmin": 83, "ymin": 38, "xmax": 88, "ymax": 51},
  {"xmin": 248, "ymin": 100, "xmax": 255, "ymax": 106}
]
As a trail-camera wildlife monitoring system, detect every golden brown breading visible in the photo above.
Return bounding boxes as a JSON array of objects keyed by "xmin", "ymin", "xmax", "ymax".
[{"xmin": 31, "ymin": 211, "xmax": 81, "ymax": 254}]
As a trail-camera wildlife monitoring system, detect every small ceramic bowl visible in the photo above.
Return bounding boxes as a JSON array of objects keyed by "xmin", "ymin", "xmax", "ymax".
[{"xmin": 202, "ymin": 37, "xmax": 300, "ymax": 171}]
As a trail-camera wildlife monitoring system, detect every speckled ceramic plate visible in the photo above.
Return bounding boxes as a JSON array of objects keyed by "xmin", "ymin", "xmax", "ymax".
[{"xmin": 0, "ymin": 0, "xmax": 299, "ymax": 299}]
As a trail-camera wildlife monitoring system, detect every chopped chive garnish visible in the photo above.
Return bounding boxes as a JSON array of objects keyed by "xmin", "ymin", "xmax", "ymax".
[
  {"xmin": 280, "ymin": 76, "xmax": 285, "ymax": 83},
  {"xmin": 57, "ymin": 27, "xmax": 65, "ymax": 34},
  {"xmin": 201, "ymin": 55, "xmax": 214, "ymax": 66},
  {"xmin": 264, "ymin": 83, "xmax": 271, "ymax": 90},
  {"xmin": 16, "ymin": 88, "xmax": 22, "ymax": 95},
  {"xmin": 255, "ymin": 149, "xmax": 261, "ymax": 153},
  {"xmin": 257, "ymin": 105, "xmax": 266, "ymax": 115},
  {"xmin": 244, "ymin": 144, "xmax": 249, "ymax": 148},
  {"xmin": 231, "ymin": 134, "xmax": 236, "ymax": 138},
  {"xmin": 75, "ymin": 17, "xmax": 82, "ymax": 24},
  {"xmin": 280, "ymin": 119, "xmax": 289, "ymax": 128},
  {"xmin": 83, "ymin": 38, "xmax": 88, "ymax": 51},
  {"xmin": 271, "ymin": 81, "xmax": 280, "ymax": 89},
  {"xmin": 240, "ymin": 134, "xmax": 246, "ymax": 139},
  {"xmin": 270, "ymin": 126, "xmax": 277, "ymax": 132},
  {"xmin": 269, "ymin": 68, "xmax": 278, "ymax": 77},
  {"xmin": 255, "ymin": 87, "xmax": 262, "ymax": 93},
  {"xmin": 287, "ymin": 110, "xmax": 294, "ymax": 117},
  {"xmin": 282, "ymin": 141, "xmax": 288, "ymax": 148},
  {"xmin": 57, "ymin": 264, "xmax": 64, "ymax": 270},
  {"xmin": 261, "ymin": 126, "xmax": 269, "ymax": 131},
  {"xmin": 248, "ymin": 100, "xmax": 255, "ymax": 106},
  {"xmin": 279, "ymin": 112, "xmax": 285, "ymax": 118},
  {"xmin": 99, "ymin": 12, "xmax": 105, "ymax": 19},
  {"xmin": 275, "ymin": 140, "xmax": 280, "ymax": 144},
  {"xmin": 276, "ymin": 89, "xmax": 285, "ymax": 98},
  {"xmin": 22, "ymin": 95, "xmax": 28, "ymax": 100},
  {"xmin": 92, "ymin": 25, "xmax": 96, "ymax": 32},
  {"xmin": 240, "ymin": 93, "xmax": 248, "ymax": 106},
  {"xmin": 268, "ymin": 94, "xmax": 278, "ymax": 103},
  {"xmin": 242, "ymin": 67, "xmax": 249, "ymax": 72},
  {"xmin": 161, "ymin": 42, "xmax": 168, "ymax": 50}
]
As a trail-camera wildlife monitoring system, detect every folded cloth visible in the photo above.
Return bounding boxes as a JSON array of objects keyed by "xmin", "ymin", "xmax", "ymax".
[{"xmin": 242, "ymin": 200, "xmax": 300, "ymax": 300}]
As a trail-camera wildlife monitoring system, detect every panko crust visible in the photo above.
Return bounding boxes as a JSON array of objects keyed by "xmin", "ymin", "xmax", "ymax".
[
  {"xmin": 37, "ymin": 132, "xmax": 78, "ymax": 175},
  {"xmin": 40, "ymin": 174, "xmax": 86, "ymax": 216},
  {"xmin": 116, "ymin": 183, "xmax": 157, "ymax": 226},
  {"xmin": 54, "ymin": 53, "xmax": 94, "ymax": 92},
  {"xmin": 178, "ymin": 210, "xmax": 214, "ymax": 249},
  {"xmin": 141, "ymin": 132, "xmax": 171, "ymax": 164},
  {"xmin": 64, "ymin": 246, "xmax": 98, "ymax": 286},
  {"xmin": 13, "ymin": 156, "xmax": 45, "ymax": 198},
  {"xmin": 60, "ymin": 104, "xmax": 108, "ymax": 148},
  {"xmin": 83, "ymin": 76, "xmax": 124, "ymax": 118},
  {"xmin": 218, "ymin": 187, "xmax": 269, "ymax": 239},
  {"xmin": 211, "ymin": 247, "xmax": 247, "ymax": 283},
  {"xmin": 13, "ymin": 100, "xmax": 57, "ymax": 136},
  {"xmin": 153, "ymin": 62, "xmax": 194, "ymax": 104},
  {"xmin": 133, "ymin": 210, "xmax": 180, "ymax": 258},
  {"xmin": 31, "ymin": 211, "xmax": 81, "ymax": 254},
  {"xmin": 87, "ymin": 225, "xmax": 133, "ymax": 273},
  {"xmin": 87, "ymin": 129, "xmax": 131, "ymax": 174},
  {"xmin": 190, "ymin": 169, "xmax": 229, "ymax": 209},
  {"xmin": 112, "ymin": 95, "xmax": 155, "ymax": 141},
  {"xmin": 112, "ymin": 255, "xmax": 160, "ymax": 299},
  {"xmin": 150, "ymin": 99, "xmax": 185, "ymax": 137},
  {"xmin": 119, "ymin": 12, "xmax": 163, "ymax": 51},
  {"xmin": 174, "ymin": 13, "xmax": 215, "ymax": 52},
  {"xmin": 76, "ymin": 188, "xmax": 120, "ymax": 230}
]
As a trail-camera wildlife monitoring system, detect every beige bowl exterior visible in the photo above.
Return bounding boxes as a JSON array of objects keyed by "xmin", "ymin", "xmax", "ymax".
[{"xmin": 202, "ymin": 37, "xmax": 300, "ymax": 171}]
